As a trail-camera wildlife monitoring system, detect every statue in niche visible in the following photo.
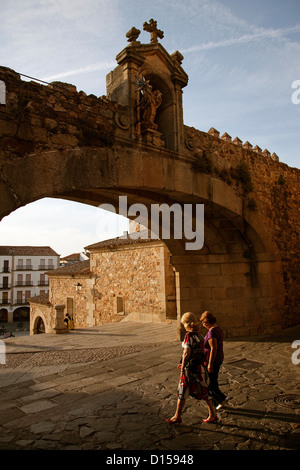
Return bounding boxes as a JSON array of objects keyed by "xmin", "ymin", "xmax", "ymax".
[{"xmin": 135, "ymin": 76, "xmax": 162, "ymax": 131}]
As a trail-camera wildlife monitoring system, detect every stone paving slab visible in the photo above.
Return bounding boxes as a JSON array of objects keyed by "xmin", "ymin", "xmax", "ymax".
[{"xmin": 0, "ymin": 321, "xmax": 299, "ymax": 452}]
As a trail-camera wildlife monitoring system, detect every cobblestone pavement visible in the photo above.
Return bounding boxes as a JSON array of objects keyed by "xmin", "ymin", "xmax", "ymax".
[{"xmin": 0, "ymin": 321, "xmax": 299, "ymax": 452}]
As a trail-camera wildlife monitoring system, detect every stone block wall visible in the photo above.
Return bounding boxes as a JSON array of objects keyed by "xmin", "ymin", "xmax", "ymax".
[
  {"xmin": 173, "ymin": 253, "xmax": 284, "ymax": 337},
  {"xmin": 29, "ymin": 300, "xmax": 52, "ymax": 334},
  {"xmin": 29, "ymin": 242, "xmax": 176, "ymax": 333},
  {"xmin": 0, "ymin": 65, "xmax": 298, "ymax": 335},
  {"xmin": 48, "ymin": 276, "xmax": 94, "ymax": 328},
  {"xmin": 184, "ymin": 126, "xmax": 299, "ymax": 327},
  {"xmin": 90, "ymin": 242, "xmax": 175, "ymax": 324},
  {"xmin": 0, "ymin": 66, "xmax": 129, "ymax": 161}
]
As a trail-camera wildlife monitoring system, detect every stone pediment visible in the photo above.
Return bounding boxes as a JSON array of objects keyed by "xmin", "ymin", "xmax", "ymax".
[{"xmin": 116, "ymin": 42, "xmax": 188, "ymax": 88}]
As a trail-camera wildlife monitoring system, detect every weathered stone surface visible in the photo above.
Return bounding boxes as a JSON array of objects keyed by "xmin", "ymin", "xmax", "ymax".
[{"xmin": 0, "ymin": 29, "xmax": 299, "ymax": 336}]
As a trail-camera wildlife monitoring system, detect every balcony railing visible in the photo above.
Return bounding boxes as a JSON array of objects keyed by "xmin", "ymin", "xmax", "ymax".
[
  {"xmin": 38, "ymin": 281, "xmax": 49, "ymax": 286},
  {"xmin": 15, "ymin": 281, "xmax": 34, "ymax": 287},
  {"xmin": 3, "ymin": 265, "xmax": 56, "ymax": 272},
  {"xmin": 13, "ymin": 300, "xmax": 29, "ymax": 306},
  {"xmin": 15, "ymin": 265, "xmax": 33, "ymax": 271},
  {"xmin": 0, "ymin": 284, "xmax": 10, "ymax": 289}
]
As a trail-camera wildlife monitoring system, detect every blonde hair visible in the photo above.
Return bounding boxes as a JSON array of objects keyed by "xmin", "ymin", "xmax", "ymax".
[{"xmin": 181, "ymin": 312, "xmax": 200, "ymax": 331}]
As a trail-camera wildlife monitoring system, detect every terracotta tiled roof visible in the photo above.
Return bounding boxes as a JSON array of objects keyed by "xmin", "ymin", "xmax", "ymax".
[
  {"xmin": 62, "ymin": 253, "xmax": 81, "ymax": 261},
  {"xmin": 85, "ymin": 230, "xmax": 159, "ymax": 251},
  {"xmin": 62, "ymin": 252, "xmax": 89, "ymax": 261},
  {"xmin": 28, "ymin": 292, "xmax": 50, "ymax": 305},
  {"xmin": 47, "ymin": 259, "xmax": 91, "ymax": 276},
  {"xmin": 0, "ymin": 246, "xmax": 59, "ymax": 256}
]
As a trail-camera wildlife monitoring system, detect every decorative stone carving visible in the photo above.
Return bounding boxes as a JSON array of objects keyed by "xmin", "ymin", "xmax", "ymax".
[
  {"xmin": 143, "ymin": 19, "xmax": 164, "ymax": 43},
  {"xmin": 115, "ymin": 111, "xmax": 130, "ymax": 130},
  {"xmin": 126, "ymin": 27, "xmax": 141, "ymax": 45},
  {"xmin": 185, "ymin": 137, "xmax": 195, "ymax": 151},
  {"xmin": 171, "ymin": 51, "xmax": 184, "ymax": 65}
]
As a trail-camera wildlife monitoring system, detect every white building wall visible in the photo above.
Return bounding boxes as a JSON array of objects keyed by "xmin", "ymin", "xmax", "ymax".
[
  {"xmin": 0, "ymin": 255, "xmax": 12, "ymax": 310},
  {"xmin": 0, "ymin": 253, "xmax": 59, "ymax": 322}
]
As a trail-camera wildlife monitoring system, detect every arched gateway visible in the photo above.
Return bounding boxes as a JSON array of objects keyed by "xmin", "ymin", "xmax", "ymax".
[{"xmin": 0, "ymin": 21, "xmax": 299, "ymax": 336}]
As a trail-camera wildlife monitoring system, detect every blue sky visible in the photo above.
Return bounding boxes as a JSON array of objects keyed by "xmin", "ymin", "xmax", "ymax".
[{"xmin": 0, "ymin": 0, "xmax": 299, "ymax": 256}]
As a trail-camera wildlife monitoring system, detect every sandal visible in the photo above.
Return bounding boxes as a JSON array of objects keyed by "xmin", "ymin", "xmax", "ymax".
[
  {"xmin": 203, "ymin": 416, "xmax": 219, "ymax": 423},
  {"xmin": 166, "ymin": 417, "xmax": 182, "ymax": 424}
]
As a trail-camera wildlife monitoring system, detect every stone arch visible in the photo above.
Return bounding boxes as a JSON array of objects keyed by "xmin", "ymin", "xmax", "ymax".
[
  {"xmin": 35, "ymin": 316, "xmax": 45, "ymax": 334},
  {"xmin": 58, "ymin": 188, "xmax": 283, "ymax": 336},
  {"xmin": 32, "ymin": 313, "xmax": 48, "ymax": 334},
  {"xmin": 0, "ymin": 57, "xmax": 290, "ymax": 337},
  {"xmin": 13, "ymin": 306, "xmax": 30, "ymax": 322},
  {"xmin": 0, "ymin": 308, "xmax": 8, "ymax": 322},
  {"xmin": 0, "ymin": 142, "xmax": 285, "ymax": 336},
  {"xmin": 0, "ymin": 80, "xmax": 5, "ymax": 105}
]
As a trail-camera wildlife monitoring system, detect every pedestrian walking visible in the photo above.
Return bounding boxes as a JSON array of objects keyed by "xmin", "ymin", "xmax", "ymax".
[
  {"xmin": 64, "ymin": 314, "xmax": 70, "ymax": 328},
  {"xmin": 200, "ymin": 310, "xmax": 228, "ymax": 410},
  {"xmin": 166, "ymin": 312, "xmax": 218, "ymax": 424}
]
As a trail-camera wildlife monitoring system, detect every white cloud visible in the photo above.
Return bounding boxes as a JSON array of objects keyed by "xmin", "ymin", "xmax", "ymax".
[
  {"xmin": 0, "ymin": 0, "xmax": 124, "ymax": 79},
  {"xmin": 42, "ymin": 61, "xmax": 116, "ymax": 82},
  {"xmin": 181, "ymin": 24, "xmax": 300, "ymax": 53}
]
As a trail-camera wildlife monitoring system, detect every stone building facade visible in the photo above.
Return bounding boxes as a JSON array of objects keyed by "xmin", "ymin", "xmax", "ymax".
[
  {"xmin": 88, "ymin": 236, "xmax": 176, "ymax": 324},
  {"xmin": 183, "ymin": 126, "xmax": 299, "ymax": 330},
  {"xmin": 0, "ymin": 246, "xmax": 59, "ymax": 324},
  {"xmin": 29, "ymin": 233, "xmax": 176, "ymax": 335}
]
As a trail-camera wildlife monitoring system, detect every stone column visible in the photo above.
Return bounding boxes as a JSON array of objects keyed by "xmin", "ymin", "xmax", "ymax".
[{"xmin": 53, "ymin": 304, "xmax": 69, "ymax": 334}]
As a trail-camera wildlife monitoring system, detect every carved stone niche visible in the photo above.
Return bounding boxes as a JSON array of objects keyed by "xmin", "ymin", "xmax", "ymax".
[
  {"xmin": 135, "ymin": 73, "xmax": 173, "ymax": 148},
  {"xmin": 106, "ymin": 28, "xmax": 188, "ymax": 152}
]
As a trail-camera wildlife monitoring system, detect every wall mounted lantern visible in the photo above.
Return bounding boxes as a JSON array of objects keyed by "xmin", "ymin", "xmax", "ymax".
[{"xmin": 76, "ymin": 283, "xmax": 82, "ymax": 292}]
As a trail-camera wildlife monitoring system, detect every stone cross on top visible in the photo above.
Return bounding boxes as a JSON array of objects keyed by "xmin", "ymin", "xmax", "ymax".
[{"xmin": 143, "ymin": 19, "xmax": 164, "ymax": 43}]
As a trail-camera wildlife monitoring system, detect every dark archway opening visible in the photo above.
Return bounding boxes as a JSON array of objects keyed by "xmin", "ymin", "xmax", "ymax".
[
  {"xmin": 13, "ymin": 306, "xmax": 30, "ymax": 322},
  {"xmin": 0, "ymin": 308, "xmax": 8, "ymax": 322},
  {"xmin": 36, "ymin": 316, "xmax": 45, "ymax": 334}
]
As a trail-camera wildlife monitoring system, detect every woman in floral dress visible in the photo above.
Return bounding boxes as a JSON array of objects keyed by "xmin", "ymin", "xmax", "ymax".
[{"xmin": 166, "ymin": 312, "xmax": 218, "ymax": 424}]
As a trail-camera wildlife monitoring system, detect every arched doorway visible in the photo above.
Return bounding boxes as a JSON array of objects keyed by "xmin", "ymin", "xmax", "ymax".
[
  {"xmin": 0, "ymin": 308, "xmax": 8, "ymax": 322},
  {"xmin": 35, "ymin": 316, "xmax": 45, "ymax": 334},
  {"xmin": 13, "ymin": 306, "xmax": 30, "ymax": 322}
]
